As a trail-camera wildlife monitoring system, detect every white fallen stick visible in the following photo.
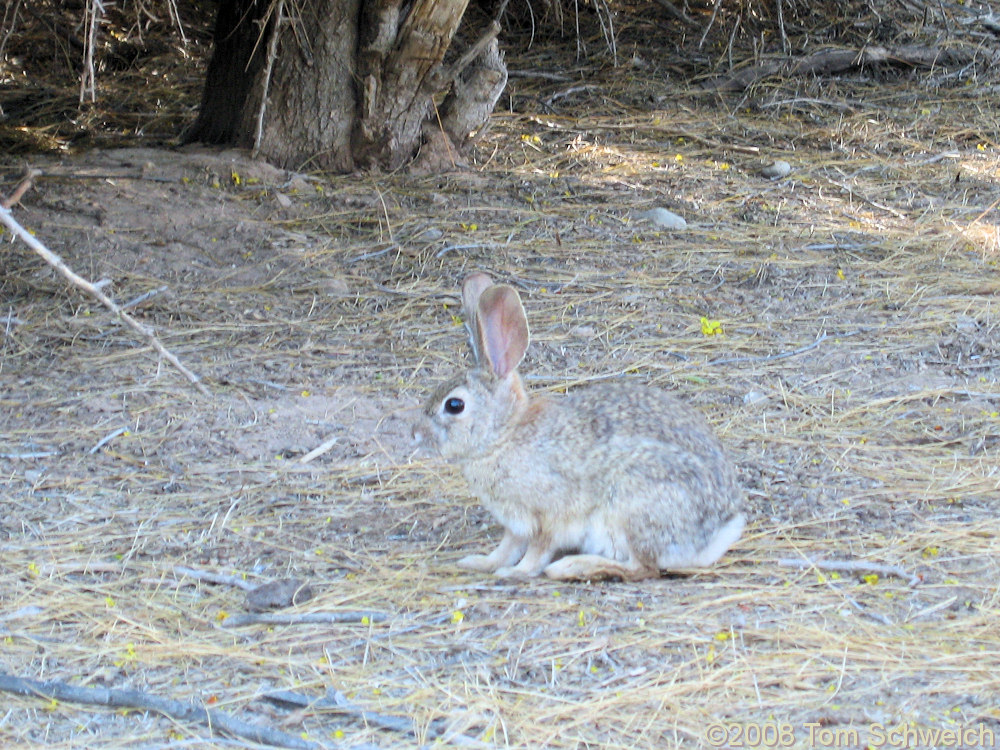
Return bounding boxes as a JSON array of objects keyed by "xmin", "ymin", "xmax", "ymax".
[
  {"xmin": 778, "ymin": 557, "xmax": 922, "ymax": 587},
  {"xmin": 0, "ymin": 172, "xmax": 209, "ymax": 397},
  {"xmin": 0, "ymin": 671, "xmax": 315, "ymax": 749}
]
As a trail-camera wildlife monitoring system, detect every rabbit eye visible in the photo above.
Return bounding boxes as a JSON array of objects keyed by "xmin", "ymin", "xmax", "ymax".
[{"xmin": 444, "ymin": 397, "xmax": 465, "ymax": 415}]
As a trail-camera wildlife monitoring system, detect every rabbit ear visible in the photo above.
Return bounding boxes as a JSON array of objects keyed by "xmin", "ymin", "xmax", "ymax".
[
  {"xmin": 476, "ymin": 285, "xmax": 530, "ymax": 379},
  {"xmin": 462, "ymin": 273, "xmax": 494, "ymax": 363}
]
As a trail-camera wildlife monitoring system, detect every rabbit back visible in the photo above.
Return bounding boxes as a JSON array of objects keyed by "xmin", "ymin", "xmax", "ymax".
[{"xmin": 457, "ymin": 380, "xmax": 744, "ymax": 571}]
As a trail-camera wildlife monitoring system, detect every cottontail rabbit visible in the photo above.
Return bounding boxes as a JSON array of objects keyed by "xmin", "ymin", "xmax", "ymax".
[{"xmin": 415, "ymin": 273, "xmax": 745, "ymax": 580}]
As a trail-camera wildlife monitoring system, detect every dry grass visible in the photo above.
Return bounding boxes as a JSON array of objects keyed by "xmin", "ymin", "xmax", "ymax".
[{"xmin": 3, "ymin": 2, "xmax": 1000, "ymax": 749}]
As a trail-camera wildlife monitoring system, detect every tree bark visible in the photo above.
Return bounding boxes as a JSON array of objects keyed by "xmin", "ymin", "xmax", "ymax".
[
  {"xmin": 353, "ymin": 0, "xmax": 470, "ymax": 170},
  {"xmin": 185, "ymin": 0, "xmax": 506, "ymax": 173},
  {"xmin": 184, "ymin": 0, "xmax": 272, "ymax": 145},
  {"xmin": 256, "ymin": 0, "xmax": 360, "ymax": 172}
]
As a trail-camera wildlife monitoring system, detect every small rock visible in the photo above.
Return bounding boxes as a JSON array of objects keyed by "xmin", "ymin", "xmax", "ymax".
[
  {"xmin": 760, "ymin": 160, "xmax": 792, "ymax": 180},
  {"xmin": 635, "ymin": 207, "xmax": 687, "ymax": 230},
  {"xmin": 246, "ymin": 579, "xmax": 313, "ymax": 612},
  {"xmin": 415, "ymin": 227, "xmax": 443, "ymax": 242},
  {"xmin": 955, "ymin": 316, "xmax": 978, "ymax": 333},
  {"xmin": 319, "ymin": 277, "xmax": 351, "ymax": 296},
  {"xmin": 286, "ymin": 177, "xmax": 312, "ymax": 193},
  {"xmin": 630, "ymin": 53, "xmax": 649, "ymax": 69},
  {"xmin": 275, "ymin": 192, "xmax": 292, "ymax": 208}
]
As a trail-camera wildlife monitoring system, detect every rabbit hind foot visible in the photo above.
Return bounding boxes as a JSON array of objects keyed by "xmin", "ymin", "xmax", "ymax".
[{"xmin": 542, "ymin": 554, "xmax": 659, "ymax": 582}]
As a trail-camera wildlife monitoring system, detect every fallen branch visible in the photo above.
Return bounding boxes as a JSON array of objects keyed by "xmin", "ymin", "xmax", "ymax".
[
  {"xmin": 266, "ymin": 689, "xmax": 418, "ymax": 737},
  {"xmin": 778, "ymin": 557, "xmax": 922, "ymax": 587},
  {"xmin": 0, "ymin": 672, "xmax": 316, "ymax": 750},
  {"xmin": 709, "ymin": 44, "xmax": 976, "ymax": 92},
  {"xmin": 0, "ymin": 174, "xmax": 210, "ymax": 397},
  {"xmin": 222, "ymin": 611, "xmax": 391, "ymax": 628},
  {"xmin": 433, "ymin": 19, "xmax": 501, "ymax": 91},
  {"xmin": 174, "ymin": 565, "xmax": 256, "ymax": 591},
  {"xmin": 264, "ymin": 689, "xmax": 484, "ymax": 746},
  {"xmin": 121, "ymin": 284, "xmax": 169, "ymax": 310},
  {"xmin": 704, "ymin": 329, "xmax": 865, "ymax": 368},
  {"xmin": 88, "ymin": 426, "xmax": 129, "ymax": 454},
  {"xmin": 652, "ymin": 0, "xmax": 700, "ymax": 30},
  {"xmin": 174, "ymin": 568, "xmax": 318, "ymax": 611},
  {"xmin": 298, "ymin": 435, "xmax": 339, "ymax": 464},
  {"xmin": 1, "ymin": 168, "xmax": 40, "ymax": 209}
]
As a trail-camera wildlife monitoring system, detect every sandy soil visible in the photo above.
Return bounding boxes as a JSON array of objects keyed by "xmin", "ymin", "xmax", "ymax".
[{"xmin": 2, "ymin": 69, "xmax": 999, "ymax": 748}]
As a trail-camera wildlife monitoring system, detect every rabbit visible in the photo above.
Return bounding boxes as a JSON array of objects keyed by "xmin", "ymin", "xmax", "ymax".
[{"xmin": 414, "ymin": 272, "xmax": 745, "ymax": 581}]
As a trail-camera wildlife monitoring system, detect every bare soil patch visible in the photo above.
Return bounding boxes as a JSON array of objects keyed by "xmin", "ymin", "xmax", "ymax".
[{"xmin": 3, "ymin": 8, "xmax": 1000, "ymax": 750}]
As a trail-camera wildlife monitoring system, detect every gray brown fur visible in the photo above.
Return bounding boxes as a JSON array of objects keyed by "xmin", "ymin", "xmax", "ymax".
[{"xmin": 415, "ymin": 274, "xmax": 745, "ymax": 581}]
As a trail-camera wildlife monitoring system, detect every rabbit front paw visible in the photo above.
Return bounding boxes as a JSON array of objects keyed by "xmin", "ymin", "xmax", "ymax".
[
  {"xmin": 494, "ymin": 565, "xmax": 534, "ymax": 580},
  {"xmin": 494, "ymin": 545, "xmax": 555, "ymax": 579},
  {"xmin": 457, "ymin": 554, "xmax": 500, "ymax": 572},
  {"xmin": 458, "ymin": 532, "xmax": 530, "ymax": 572}
]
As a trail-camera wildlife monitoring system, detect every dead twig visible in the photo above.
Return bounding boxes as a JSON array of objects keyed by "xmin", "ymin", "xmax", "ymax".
[
  {"xmin": 0, "ymin": 672, "xmax": 317, "ymax": 750},
  {"xmin": 0, "ymin": 168, "xmax": 41, "ymax": 209},
  {"xmin": 299, "ymin": 435, "xmax": 339, "ymax": 464},
  {"xmin": 0, "ymin": 0, "xmax": 23, "ymax": 63},
  {"xmin": 88, "ymin": 426, "xmax": 129, "ymax": 454},
  {"xmin": 121, "ymin": 285, "xmax": 169, "ymax": 310},
  {"xmin": 652, "ymin": 0, "xmax": 700, "ymax": 30},
  {"xmin": 80, "ymin": 0, "xmax": 105, "ymax": 104},
  {"xmin": 704, "ymin": 329, "xmax": 865, "ymax": 367},
  {"xmin": 0, "ymin": 200, "xmax": 210, "ymax": 396},
  {"xmin": 265, "ymin": 689, "xmax": 420, "ymax": 738},
  {"xmin": 433, "ymin": 19, "xmax": 502, "ymax": 91},
  {"xmin": 264, "ymin": 689, "xmax": 485, "ymax": 746},
  {"xmin": 252, "ymin": 0, "xmax": 284, "ymax": 158},
  {"xmin": 173, "ymin": 565, "xmax": 256, "ymax": 591},
  {"xmin": 222, "ymin": 611, "xmax": 391, "ymax": 628},
  {"xmin": 778, "ymin": 557, "xmax": 923, "ymax": 587},
  {"xmin": 699, "ymin": 0, "xmax": 724, "ymax": 49}
]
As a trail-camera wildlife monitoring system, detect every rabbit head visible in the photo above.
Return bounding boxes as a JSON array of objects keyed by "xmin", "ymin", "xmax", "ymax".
[{"xmin": 415, "ymin": 273, "xmax": 530, "ymax": 460}]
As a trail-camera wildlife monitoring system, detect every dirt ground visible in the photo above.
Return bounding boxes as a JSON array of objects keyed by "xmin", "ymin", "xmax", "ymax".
[{"xmin": 3, "ymin": 9, "xmax": 1000, "ymax": 750}]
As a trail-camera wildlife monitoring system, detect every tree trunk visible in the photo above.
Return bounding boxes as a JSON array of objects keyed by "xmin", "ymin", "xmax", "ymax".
[
  {"xmin": 184, "ymin": 0, "xmax": 272, "ymax": 146},
  {"xmin": 352, "ymin": 0, "xmax": 469, "ymax": 170},
  {"xmin": 256, "ymin": 0, "xmax": 360, "ymax": 172},
  {"xmin": 185, "ymin": 0, "xmax": 507, "ymax": 173}
]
